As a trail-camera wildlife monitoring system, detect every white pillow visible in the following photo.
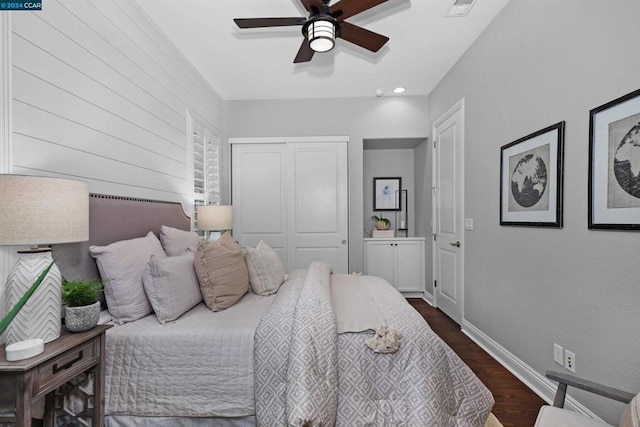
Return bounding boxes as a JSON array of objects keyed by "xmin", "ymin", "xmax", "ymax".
[
  {"xmin": 89, "ymin": 231, "xmax": 166, "ymax": 324},
  {"xmin": 143, "ymin": 252, "xmax": 203, "ymax": 324},
  {"xmin": 160, "ymin": 225, "xmax": 200, "ymax": 256},
  {"xmin": 244, "ymin": 240, "xmax": 285, "ymax": 296}
]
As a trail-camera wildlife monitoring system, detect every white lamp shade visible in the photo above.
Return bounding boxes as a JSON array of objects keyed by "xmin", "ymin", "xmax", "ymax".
[
  {"xmin": 0, "ymin": 174, "xmax": 89, "ymax": 246},
  {"xmin": 197, "ymin": 205, "xmax": 233, "ymax": 231}
]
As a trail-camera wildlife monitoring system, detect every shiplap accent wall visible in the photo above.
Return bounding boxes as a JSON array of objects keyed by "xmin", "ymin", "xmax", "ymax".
[
  {"xmin": 1, "ymin": 0, "xmax": 223, "ymax": 321},
  {"xmin": 9, "ymin": 0, "xmax": 222, "ymax": 203}
]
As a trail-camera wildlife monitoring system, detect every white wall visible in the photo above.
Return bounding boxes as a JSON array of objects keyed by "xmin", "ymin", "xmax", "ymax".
[
  {"xmin": 7, "ymin": 0, "xmax": 222, "ymax": 202},
  {"xmin": 427, "ymin": 0, "xmax": 640, "ymax": 423},
  {"xmin": 0, "ymin": 0, "xmax": 222, "ymax": 315},
  {"xmin": 225, "ymin": 96, "xmax": 429, "ymax": 273}
]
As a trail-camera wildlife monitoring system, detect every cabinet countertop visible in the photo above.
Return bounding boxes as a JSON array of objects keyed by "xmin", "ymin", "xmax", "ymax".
[{"xmin": 364, "ymin": 237, "xmax": 426, "ymax": 241}]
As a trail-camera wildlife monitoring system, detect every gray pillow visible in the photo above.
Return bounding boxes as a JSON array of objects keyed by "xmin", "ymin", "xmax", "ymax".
[
  {"xmin": 143, "ymin": 252, "xmax": 203, "ymax": 324},
  {"xmin": 245, "ymin": 240, "xmax": 285, "ymax": 295},
  {"xmin": 160, "ymin": 225, "xmax": 200, "ymax": 256},
  {"xmin": 89, "ymin": 231, "xmax": 166, "ymax": 324}
]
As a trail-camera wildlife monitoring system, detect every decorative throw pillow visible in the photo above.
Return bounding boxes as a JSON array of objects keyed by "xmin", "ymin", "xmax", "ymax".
[
  {"xmin": 245, "ymin": 240, "xmax": 285, "ymax": 295},
  {"xmin": 89, "ymin": 231, "xmax": 166, "ymax": 324},
  {"xmin": 620, "ymin": 392, "xmax": 640, "ymax": 427},
  {"xmin": 160, "ymin": 225, "xmax": 200, "ymax": 256},
  {"xmin": 193, "ymin": 232, "xmax": 249, "ymax": 312},
  {"xmin": 143, "ymin": 252, "xmax": 203, "ymax": 324}
]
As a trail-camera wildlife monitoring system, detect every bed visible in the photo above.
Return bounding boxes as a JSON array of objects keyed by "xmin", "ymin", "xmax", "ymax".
[{"xmin": 54, "ymin": 194, "xmax": 494, "ymax": 427}]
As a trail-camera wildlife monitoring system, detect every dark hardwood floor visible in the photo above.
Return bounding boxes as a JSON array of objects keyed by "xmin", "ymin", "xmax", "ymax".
[{"xmin": 408, "ymin": 299, "xmax": 546, "ymax": 427}]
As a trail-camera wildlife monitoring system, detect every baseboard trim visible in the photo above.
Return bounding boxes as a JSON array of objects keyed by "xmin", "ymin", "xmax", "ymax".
[
  {"xmin": 422, "ymin": 292, "xmax": 434, "ymax": 305},
  {"xmin": 461, "ymin": 319, "xmax": 604, "ymax": 423}
]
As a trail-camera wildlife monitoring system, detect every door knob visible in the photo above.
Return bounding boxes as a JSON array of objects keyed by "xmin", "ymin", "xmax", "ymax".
[
  {"xmin": 342, "ymin": 240, "xmax": 347, "ymax": 244},
  {"xmin": 450, "ymin": 241, "xmax": 461, "ymax": 247}
]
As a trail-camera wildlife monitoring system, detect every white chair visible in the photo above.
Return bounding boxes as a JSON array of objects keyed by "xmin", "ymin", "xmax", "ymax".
[{"xmin": 535, "ymin": 370, "xmax": 639, "ymax": 427}]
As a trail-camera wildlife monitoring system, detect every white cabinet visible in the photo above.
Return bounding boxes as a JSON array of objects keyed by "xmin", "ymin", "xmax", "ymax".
[{"xmin": 364, "ymin": 238, "xmax": 425, "ymax": 294}]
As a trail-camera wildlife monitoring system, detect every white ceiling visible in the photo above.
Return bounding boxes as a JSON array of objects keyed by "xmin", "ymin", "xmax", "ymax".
[{"xmin": 135, "ymin": 0, "xmax": 510, "ymax": 100}]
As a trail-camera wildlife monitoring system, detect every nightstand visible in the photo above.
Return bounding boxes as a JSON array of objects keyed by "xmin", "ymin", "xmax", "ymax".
[{"xmin": 0, "ymin": 324, "xmax": 111, "ymax": 427}]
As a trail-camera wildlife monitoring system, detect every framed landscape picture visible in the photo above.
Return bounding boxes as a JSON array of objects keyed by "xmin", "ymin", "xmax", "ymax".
[
  {"xmin": 589, "ymin": 88, "xmax": 640, "ymax": 230},
  {"xmin": 500, "ymin": 122, "xmax": 565, "ymax": 227},
  {"xmin": 373, "ymin": 177, "xmax": 401, "ymax": 211}
]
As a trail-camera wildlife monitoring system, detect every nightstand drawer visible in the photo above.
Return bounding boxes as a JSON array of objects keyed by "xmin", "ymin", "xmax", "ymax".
[{"xmin": 36, "ymin": 339, "xmax": 98, "ymax": 395}]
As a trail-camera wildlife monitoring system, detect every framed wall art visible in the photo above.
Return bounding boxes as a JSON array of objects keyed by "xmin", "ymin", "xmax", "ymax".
[
  {"xmin": 500, "ymin": 122, "xmax": 565, "ymax": 227},
  {"xmin": 589, "ymin": 88, "xmax": 640, "ymax": 230},
  {"xmin": 373, "ymin": 177, "xmax": 401, "ymax": 211}
]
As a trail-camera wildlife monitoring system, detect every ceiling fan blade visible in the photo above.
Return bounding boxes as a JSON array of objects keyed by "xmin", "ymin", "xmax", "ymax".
[
  {"xmin": 300, "ymin": 0, "xmax": 325, "ymax": 13},
  {"xmin": 330, "ymin": 0, "xmax": 387, "ymax": 21},
  {"xmin": 234, "ymin": 17, "xmax": 306, "ymax": 28},
  {"xmin": 294, "ymin": 38, "xmax": 315, "ymax": 63},
  {"xmin": 338, "ymin": 21, "xmax": 389, "ymax": 52}
]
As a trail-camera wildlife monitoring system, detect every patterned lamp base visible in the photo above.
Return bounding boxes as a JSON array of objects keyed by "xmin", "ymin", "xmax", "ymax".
[{"xmin": 4, "ymin": 249, "xmax": 62, "ymax": 345}]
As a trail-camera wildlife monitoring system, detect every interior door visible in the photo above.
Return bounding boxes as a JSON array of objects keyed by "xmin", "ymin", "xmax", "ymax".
[
  {"xmin": 287, "ymin": 142, "xmax": 349, "ymax": 273},
  {"xmin": 432, "ymin": 99, "xmax": 465, "ymax": 325}
]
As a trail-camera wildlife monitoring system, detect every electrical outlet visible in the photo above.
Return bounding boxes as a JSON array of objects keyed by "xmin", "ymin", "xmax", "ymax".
[
  {"xmin": 553, "ymin": 343, "xmax": 563, "ymax": 365},
  {"xmin": 564, "ymin": 350, "xmax": 576, "ymax": 373}
]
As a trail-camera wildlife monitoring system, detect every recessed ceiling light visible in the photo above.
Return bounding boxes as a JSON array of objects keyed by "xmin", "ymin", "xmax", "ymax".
[
  {"xmin": 444, "ymin": 0, "xmax": 476, "ymax": 17},
  {"xmin": 393, "ymin": 87, "xmax": 406, "ymax": 94},
  {"xmin": 375, "ymin": 89, "xmax": 385, "ymax": 97}
]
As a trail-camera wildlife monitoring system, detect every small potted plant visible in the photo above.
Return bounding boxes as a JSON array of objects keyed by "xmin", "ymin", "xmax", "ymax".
[
  {"xmin": 62, "ymin": 279, "xmax": 103, "ymax": 332},
  {"xmin": 371, "ymin": 215, "xmax": 391, "ymax": 230}
]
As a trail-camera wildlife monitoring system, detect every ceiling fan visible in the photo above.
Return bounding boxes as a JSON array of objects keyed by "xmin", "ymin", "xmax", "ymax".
[{"xmin": 234, "ymin": 0, "xmax": 390, "ymax": 63}]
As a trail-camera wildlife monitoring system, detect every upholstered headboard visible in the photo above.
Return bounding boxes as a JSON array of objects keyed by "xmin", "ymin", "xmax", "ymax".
[{"xmin": 53, "ymin": 194, "xmax": 191, "ymax": 282}]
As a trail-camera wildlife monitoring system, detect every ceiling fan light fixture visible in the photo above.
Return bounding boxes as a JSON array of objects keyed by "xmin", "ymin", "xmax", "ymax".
[{"xmin": 306, "ymin": 17, "xmax": 335, "ymax": 53}]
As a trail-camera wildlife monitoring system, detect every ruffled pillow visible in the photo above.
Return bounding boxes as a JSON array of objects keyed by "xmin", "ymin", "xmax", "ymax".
[{"xmin": 193, "ymin": 232, "xmax": 249, "ymax": 311}]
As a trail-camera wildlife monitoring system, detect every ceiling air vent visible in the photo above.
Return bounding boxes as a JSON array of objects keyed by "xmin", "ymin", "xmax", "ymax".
[{"xmin": 444, "ymin": 0, "xmax": 476, "ymax": 17}]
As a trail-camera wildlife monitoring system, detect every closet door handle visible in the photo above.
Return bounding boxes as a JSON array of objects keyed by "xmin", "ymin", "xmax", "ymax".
[{"xmin": 450, "ymin": 241, "xmax": 461, "ymax": 247}]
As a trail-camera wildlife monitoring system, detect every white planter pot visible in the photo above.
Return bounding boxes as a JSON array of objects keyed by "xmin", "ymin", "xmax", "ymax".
[{"xmin": 64, "ymin": 301, "xmax": 100, "ymax": 333}]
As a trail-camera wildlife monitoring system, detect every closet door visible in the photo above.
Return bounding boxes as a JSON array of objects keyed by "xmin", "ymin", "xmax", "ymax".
[
  {"xmin": 231, "ymin": 144, "xmax": 287, "ymax": 265},
  {"xmin": 287, "ymin": 142, "xmax": 348, "ymax": 273},
  {"xmin": 231, "ymin": 137, "xmax": 349, "ymax": 273}
]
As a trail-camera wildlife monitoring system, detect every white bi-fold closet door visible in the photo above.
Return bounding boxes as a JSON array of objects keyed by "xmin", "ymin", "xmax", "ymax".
[{"xmin": 230, "ymin": 137, "xmax": 349, "ymax": 273}]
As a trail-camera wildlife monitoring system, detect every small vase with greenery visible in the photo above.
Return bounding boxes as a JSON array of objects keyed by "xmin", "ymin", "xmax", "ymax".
[
  {"xmin": 371, "ymin": 215, "xmax": 391, "ymax": 230},
  {"xmin": 62, "ymin": 279, "xmax": 103, "ymax": 332}
]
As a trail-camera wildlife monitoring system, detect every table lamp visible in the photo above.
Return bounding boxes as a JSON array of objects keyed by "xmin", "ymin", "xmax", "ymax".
[
  {"xmin": 0, "ymin": 175, "xmax": 89, "ymax": 359},
  {"xmin": 197, "ymin": 205, "xmax": 233, "ymax": 242}
]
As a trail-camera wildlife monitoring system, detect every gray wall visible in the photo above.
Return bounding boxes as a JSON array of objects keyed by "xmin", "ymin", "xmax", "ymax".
[
  {"xmin": 414, "ymin": 139, "xmax": 432, "ymax": 294},
  {"xmin": 428, "ymin": 0, "xmax": 640, "ymax": 422},
  {"xmin": 224, "ymin": 96, "xmax": 429, "ymax": 273},
  {"xmin": 363, "ymin": 149, "xmax": 415, "ymax": 237}
]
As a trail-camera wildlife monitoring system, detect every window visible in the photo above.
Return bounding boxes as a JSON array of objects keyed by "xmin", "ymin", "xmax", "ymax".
[{"xmin": 188, "ymin": 114, "xmax": 221, "ymax": 233}]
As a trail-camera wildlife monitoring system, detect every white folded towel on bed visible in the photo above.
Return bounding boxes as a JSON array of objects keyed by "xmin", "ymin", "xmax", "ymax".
[{"xmin": 330, "ymin": 273, "xmax": 385, "ymax": 334}]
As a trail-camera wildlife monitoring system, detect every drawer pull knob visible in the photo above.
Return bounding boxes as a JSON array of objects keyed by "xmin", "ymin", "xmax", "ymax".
[{"xmin": 53, "ymin": 350, "xmax": 83, "ymax": 374}]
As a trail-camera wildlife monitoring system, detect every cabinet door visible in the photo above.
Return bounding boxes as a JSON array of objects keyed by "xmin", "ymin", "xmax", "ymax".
[
  {"xmin": 395, "ymin": 240, "xmax": 424, "ymax": 292},
  {"xmin": 364, "ymin": 241, "xmax": 395, "ymax": 286}
]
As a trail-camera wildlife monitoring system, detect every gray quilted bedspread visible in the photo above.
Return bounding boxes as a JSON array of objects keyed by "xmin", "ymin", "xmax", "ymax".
[{"xmin": 254, "ymin": 262, "xmax": 494, "ymax": 427}]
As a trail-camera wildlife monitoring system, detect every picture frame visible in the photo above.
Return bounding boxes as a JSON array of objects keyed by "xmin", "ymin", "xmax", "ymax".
[
  {"xmin": 373, "ymin": 177, "xmax": 402, "ymax": 211},
  {"xmin": 500, "ymin": 122, "xmax": 565, "ymax": 227},
  {"xmin": 589, "ymin": 88, "xmax": 640, "ymax": 230}
]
